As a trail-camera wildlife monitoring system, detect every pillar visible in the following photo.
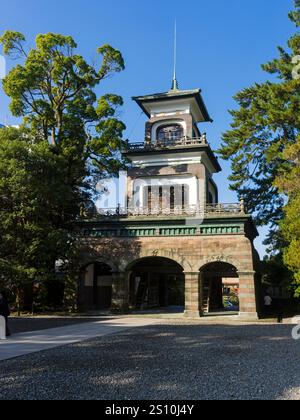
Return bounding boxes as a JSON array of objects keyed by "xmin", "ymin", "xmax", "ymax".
[
  {"xmin": 111, "ymin": 271, "xmax": 129, "ymax": 313},
  {"xmin": 184, "ymin": 272, "xmax": 203, "ymax": 318},
  {"xmin": 238, "ymin": 271, "xmax": 259, "ymax": 319}
]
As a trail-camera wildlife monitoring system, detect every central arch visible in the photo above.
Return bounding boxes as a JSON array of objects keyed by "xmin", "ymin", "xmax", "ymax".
[
  {"xmin": 126, "ymin": 257, "xmax": 185, "ymax": 312},
  {"xmin": 200, "ymin": 262, "xmax": 239, "ymax": 314}
]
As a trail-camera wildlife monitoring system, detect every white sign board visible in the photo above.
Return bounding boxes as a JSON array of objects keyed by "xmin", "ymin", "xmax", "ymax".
[{"xmin": 0, "ymin": 316, "xmax": 6, "ymax": 340}]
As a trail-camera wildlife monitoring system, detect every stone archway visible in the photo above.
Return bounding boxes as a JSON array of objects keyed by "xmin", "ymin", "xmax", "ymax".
[
  {"xmin": 125, "ymin": 257, "xmax": 185, "ymax": 312},
  {"xmin": 199, "ymin": 262, "xmax": 239, "ymax": 314},
  {"xmin": 120, "ymin": 248, "xmax": 192, "ymax": 273},
  {"xmin": 198, "ymin": 261, "xmax": 258, "ymax": 319}
]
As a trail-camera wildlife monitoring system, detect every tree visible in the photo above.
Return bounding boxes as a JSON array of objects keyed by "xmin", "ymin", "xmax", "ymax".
[
  {"xmin": 218, "ymin": 0, "xmax": 300, "ymax": 295},
  {"xmin": 0, "ymin": 31, "xmax": 126, "ymax": 183},
  {"xmin": 0, "ymin": 127, "xmax": 76, "ymax": 313},
  {"xmin": 276, "ymin": 142, "xmax": 300, "ymax": 295},
  {"xmin": 0, "ymin": 32, "xmax": 126, "ymax": 310},
  {"xmin": 261, "ymin": 254, "xmax": 292, "ymax": 291},
  {"xmin": 218, "ymin": 1, "xmax": 300, "ymax": 233}
]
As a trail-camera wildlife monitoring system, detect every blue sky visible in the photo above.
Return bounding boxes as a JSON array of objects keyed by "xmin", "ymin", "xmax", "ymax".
[{"xmin": 0, "ymin": 0, "xmax": 296, "ymax": 257}]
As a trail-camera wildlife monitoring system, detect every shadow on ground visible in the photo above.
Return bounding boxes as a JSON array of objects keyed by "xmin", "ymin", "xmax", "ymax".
[
  {"xmin": 0, "ymin": 323, "xmax": 299, "ymax": 400},
  {"xmin": 8, "ymin": 317, "xmax": 113, "ymax": 334}
]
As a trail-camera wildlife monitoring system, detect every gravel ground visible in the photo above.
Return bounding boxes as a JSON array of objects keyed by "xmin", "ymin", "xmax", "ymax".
[
  {"xmin": 0, "ymin": 322, "xmax": 300, "ymax": 400},
  {"xmin": 7, "ymin": 317, "xmax": 110, "ymax": 334}
]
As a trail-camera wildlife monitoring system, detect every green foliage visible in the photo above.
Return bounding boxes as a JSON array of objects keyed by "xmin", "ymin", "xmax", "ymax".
[
  {"xmin": 0, "ymin": 31, "xmax": 26, "ymax": 57},
  {"xmin": 218, "ymin": 1, "xmax": 300, "ymax": 296},
  {"xmin": 97, "ymin": 45, "xmax": 125, "ymax": 79},
  {"xmin": 261, "ymin": 254, "xmax": 293, "ymax": 288},
  {"xmin": 0, "ymin": 127, "xmax": 75, "ymax": 296},
  {"xmin": 276, "ymin": 140, "xmax": 300, "ymax": 295},
  {"xmin": 0, "ymin": 31, "xmax": 126, "ymax": 160},
  {"xmin": 289, "ymin": 0, "xmax": 300, "ymax": 26},
  {"xmin": 219, "ymin": 1, "xmax": 300, "ymax": 229}
]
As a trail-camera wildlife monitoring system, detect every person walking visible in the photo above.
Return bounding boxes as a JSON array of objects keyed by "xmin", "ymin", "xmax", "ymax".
[{"xmin": 0, "ymin": 292, "xmax": 11, "ymax": 337}]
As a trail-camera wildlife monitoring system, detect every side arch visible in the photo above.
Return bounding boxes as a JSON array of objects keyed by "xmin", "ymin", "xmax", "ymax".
[
  {"xmin": 197, "ymin": 259, "xmax": 258, "ymax": 318},
  {"xmin": 79, "ymin": 246, "xmax": 120, "ymax": 273},
  {"xmin": 198, "ymin": 256, "xmax": 243, "ymax": 273}
]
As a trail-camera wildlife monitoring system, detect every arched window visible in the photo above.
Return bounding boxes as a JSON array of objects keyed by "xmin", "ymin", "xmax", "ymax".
[{"xmin": 157, "ymin": 124, "xmax": 184, "ymax": 142}]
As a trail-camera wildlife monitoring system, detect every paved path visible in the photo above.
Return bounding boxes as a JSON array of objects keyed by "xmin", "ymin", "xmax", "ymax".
[{"xmin": 0, "ymin": 317, "xmax": 160, "ymax": 362}]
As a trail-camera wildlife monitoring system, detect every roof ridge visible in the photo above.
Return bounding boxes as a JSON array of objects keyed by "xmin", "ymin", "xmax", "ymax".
[{"xmin": 132, "ymin": 89, "xmax": 201, "ymax": 100}]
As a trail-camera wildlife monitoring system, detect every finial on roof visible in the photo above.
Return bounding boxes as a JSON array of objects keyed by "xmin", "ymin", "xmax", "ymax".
[
  {"xmin": 171, "ymin": 77, "xmax": 179, "ymax": 91},
  {"xmin": 171, "ymin": 20, "xmax": 179, "ymax": 91}
]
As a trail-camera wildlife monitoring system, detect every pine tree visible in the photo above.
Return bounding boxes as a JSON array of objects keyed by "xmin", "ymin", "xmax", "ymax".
[
  {"xmin": 219, "ymin": 1, "xmax": 300, "ymax": 224},
  {"xmin": 219, "ymin": 1, "xmax": 300, "ymax": 294},
  {"xmin": 276, "ymin": 141, "xmax": 300, "ymax": 295},
  {"xmin": 218, "ymin": 0, "xmax": 300, "ymax": 239}
]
